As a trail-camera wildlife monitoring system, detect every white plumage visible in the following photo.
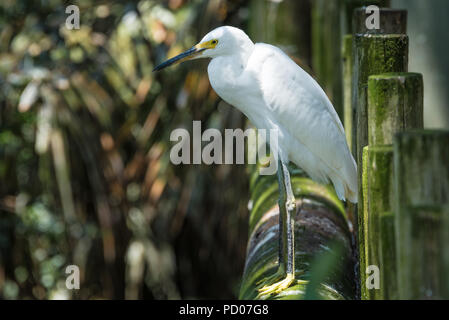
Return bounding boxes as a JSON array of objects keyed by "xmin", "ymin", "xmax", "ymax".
[
  {"xmin": 203, "ymin": 26, "xmax": 357, "ymax": 203},
  {"xmin": 154, "ymin": 25, "xmax": 359, "ymax": 296}
]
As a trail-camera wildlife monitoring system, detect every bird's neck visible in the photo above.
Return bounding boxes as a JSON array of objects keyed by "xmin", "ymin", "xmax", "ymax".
[
  {"xmin": 238, "ymin": 42, "xmax": 255, "ymax": 66},
  {"xmin": 214, "ymin": 43, "xmax": 255, "ymax": 75}
]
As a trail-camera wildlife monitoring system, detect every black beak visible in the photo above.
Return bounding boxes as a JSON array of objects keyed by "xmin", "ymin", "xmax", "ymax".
[{"xmin": 153, "ymin": 46, "xmax": 204, "ymax": 72}]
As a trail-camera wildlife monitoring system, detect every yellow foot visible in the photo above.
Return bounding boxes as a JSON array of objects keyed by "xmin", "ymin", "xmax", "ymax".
[
  {"xmin": 286, "ymin": 198, "xmax": 296, "ymax": 212},
  {"xmin": 257, "ymin": 273, "xmax": 306, "ymax": 299}
]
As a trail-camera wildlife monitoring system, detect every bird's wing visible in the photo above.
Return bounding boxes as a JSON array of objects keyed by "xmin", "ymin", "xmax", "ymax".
[{"xmin": 248, "ymin": 43, "xmax": 355, "ymax": 181}]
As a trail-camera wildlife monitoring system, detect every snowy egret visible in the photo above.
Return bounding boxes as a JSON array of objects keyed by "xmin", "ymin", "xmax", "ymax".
[{"xmin": 154, "ymin": 26, "xmax": 357, "ymax": 297}]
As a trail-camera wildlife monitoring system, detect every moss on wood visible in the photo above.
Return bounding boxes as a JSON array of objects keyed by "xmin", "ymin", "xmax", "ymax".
[
  {"xmin": 368, "ymin": 73, "xmax": 423, "ymax": 146},
  {"xmin": 240, "ymin": 163, "xmax": 355, "ymax": 300},
  {"xmin": 394, "ymin": 130, "xmax": 449, "ymax": 299}
]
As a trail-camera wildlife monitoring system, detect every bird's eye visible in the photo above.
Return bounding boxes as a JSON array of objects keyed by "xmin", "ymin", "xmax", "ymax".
[{"xmin": 212, "ymin": 40, "xmax": 218, "ymax": 45}]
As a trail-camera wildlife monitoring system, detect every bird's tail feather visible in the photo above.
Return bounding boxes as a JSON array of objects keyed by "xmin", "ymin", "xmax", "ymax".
[
  {"xmin": 329, "ymin": 171, "xmax": 358, "ymax": 204},
  {"xmin": 345, "ymin": 183, "xmax": 358, "ymax": 204}
]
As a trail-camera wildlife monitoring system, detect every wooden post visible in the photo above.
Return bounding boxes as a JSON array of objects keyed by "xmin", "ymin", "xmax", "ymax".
[
  {"xmin": 368, "ymin": 73, "xmax": 423, "ymax": 146},
  {"xmin": 341, "ymin": 1, "xmax": 391, "ymax": 35},
  {"xmin": 352, "ymin": 6, "xmax": 408, "ymax": 157},
  {"xmin": 353, "ymin": 34, "xmax": 409, "ymax": 169},
  {"xmin": 354, "ymin": 34, "xmax": 408, "ymax": 300},
  {"xmin": 353, "ymin": 8, "xmax": 407, "ymax": 35},
  {"xmin": 360, "ymin": 146, "xmax": 370, "ymax": 299},
  {"xmin": 344, "ymin": 7, "xmax": 406, "ymax": 155},
  {"xmin": 362, "ymin": 73, "xmax": 423, "ymax": 300},
  {"xmin": 354, "ymin": 35, "xmax": 408, "ymax": 299},
  {"xmin": 239, "ymin": 164, "xmax": 356, "ymax": 300},
  {"xmin": 394, "ymin": 131, "xmax": 449, "ymax": 300},
  {"xmin": 365, "ymin": 146, "xmax": 394, "ymax": 299}
]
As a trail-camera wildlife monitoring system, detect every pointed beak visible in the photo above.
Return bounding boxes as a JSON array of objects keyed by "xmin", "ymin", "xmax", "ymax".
[{"xmin": 153, "ymin": 45, "xmax": 206, "ymax": 72}]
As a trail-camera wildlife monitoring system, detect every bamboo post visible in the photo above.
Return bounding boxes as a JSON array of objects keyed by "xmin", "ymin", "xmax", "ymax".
[
  {"xmin": 239, "ymin": 164, "xmax": 356, "ymax": 300},
  {"xmin": 354, "ymin": 34, "xmax": 408, "ymax": 298},
  {"xmin": 344, "ymin": 7, "xmax": 406, "ymax": 155},
  {"xmin": 341, "ymin": 1, "xmax": 391, "ymax": 35},
  {"xmin": 364, "ymin": 146, "xmax": 394, "ymax": 300},
  {"xmin": 360, "ymin": 146, "xmax": 370, "ymax": 299},
  {"xmin": 352, "ymin": 6, "xmax": 408, "ymax": 161},
  {"xmin": 394, "ymin": 131, "xmax": 449, "ymax": 300},
  {"xmin": 362, "ymin": 73, "xmax": 423, "ymax": 300},
  {"xmin": 353, "ymin": 8, "xmax": 407, "ymax": 35},
  {"xmin": 342, "ymin": 7, "xmax": 405, "ymax": 246},
  {"xmin": 368, "ymin": 73, "xmax": 423, "ymax": 146},
  {"xmin": 353, "ymin": 34, "xmax": 408, "ymax": 170}
]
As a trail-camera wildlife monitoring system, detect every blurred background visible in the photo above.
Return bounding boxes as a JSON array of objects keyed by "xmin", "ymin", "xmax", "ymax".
[{"xmin": 0, "ymin": 0, "xmax": 448, "ymax": 300}]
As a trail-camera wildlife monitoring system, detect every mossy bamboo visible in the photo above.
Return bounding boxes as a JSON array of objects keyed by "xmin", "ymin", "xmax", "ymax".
[
  {"xmin": 366, "ymin": 146, "xmax": 394, "ymax": 300},
  {"xmin": 394, "ymin": 131, "xmax": 449, "ymax": 299},
  {"xmin": 353, "ymin": 34, "xmax": 408, "ymax": 178},
  {"xmin": 362, "ymin": 73, "xmax": 423, "ymax": 299},
  {"xmin": 368, "ymin": 73, "xmax": 423, "ymax": 146},
  {"xmin": 354, "ymin": 35, "xmax": 408, "ymax": 299},
  {"xmin": 239, "ymin": 164, "xmax": 356, "ymax": 300}
]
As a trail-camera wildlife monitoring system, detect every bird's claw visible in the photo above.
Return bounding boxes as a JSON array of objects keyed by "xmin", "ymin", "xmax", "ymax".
[
  {"xmin": 257, "ymin": 273, "xmax": 296, "ymax": 298},
  {"xmin": 286, "ymin": 198, "xmax": 296, "ymax": 212}
]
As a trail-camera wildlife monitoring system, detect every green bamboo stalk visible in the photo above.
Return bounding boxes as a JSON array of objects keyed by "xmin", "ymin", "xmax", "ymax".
[{"xmin": 394, "ymin": 131, "xmax": 449, "ymax": 299}]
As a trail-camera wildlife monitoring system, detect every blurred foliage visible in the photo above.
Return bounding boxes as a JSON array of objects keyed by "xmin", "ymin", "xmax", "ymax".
[{"xmin": 0, "ymin": 0, "xmax": 252, "ymax": 299}]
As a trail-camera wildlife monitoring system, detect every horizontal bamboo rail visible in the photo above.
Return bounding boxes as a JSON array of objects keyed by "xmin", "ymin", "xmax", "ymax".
[{"xmin": 239, "ymin": 165, "xmax": 356, "ymax": 300}]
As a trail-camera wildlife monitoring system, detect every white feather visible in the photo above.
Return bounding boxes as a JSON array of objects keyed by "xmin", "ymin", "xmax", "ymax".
[{"xmin": 202, "ymin": 26, "xmax": 357, "ymax": 203}]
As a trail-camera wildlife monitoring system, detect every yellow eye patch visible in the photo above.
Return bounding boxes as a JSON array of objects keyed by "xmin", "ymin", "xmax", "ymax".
[{"xmin": 195, "ymin": 39, "xmax": 219, "ymax": 50}]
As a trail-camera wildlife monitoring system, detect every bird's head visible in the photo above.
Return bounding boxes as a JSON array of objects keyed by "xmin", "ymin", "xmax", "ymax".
[{"xmin": 153, "ymin": 26, "xmax": 253, "ymax": 71}]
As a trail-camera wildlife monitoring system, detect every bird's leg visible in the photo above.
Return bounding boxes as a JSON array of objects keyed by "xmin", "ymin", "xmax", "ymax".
[{"xmin": 257, "ymin": 158, "xmax": 306, "ymax": 298}]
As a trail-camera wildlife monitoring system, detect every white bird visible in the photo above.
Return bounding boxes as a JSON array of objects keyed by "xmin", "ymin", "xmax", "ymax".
[{"xmin": 154, "ymin": 26, "xmax": 357, "ymax": 297}]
